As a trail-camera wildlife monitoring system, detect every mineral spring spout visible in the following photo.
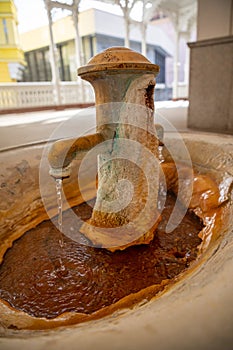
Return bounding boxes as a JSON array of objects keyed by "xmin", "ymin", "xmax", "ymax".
[
  {"xmin": 48, "ymin": 47, "xmax": 162, "ymax": 251},
  {"xmin": 48, "ymin": 133, "xmax": 104, "ymax": 178}
]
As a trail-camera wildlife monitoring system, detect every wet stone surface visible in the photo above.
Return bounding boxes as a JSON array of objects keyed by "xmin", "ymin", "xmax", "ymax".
[{"xmin": 0, "ymin": 193, "xmax": 202, "ymax": 319}]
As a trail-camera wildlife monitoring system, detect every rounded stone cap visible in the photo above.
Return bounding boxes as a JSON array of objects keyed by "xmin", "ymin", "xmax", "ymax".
[{"xmin": 78, "ymin": 47, "xmax": 160, "ymax": 77}]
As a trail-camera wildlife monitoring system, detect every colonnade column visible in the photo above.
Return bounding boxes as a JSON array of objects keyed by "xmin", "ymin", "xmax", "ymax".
[{"xmin": 44, "ymin": 0, "xmax": 61, "ymax": 105}]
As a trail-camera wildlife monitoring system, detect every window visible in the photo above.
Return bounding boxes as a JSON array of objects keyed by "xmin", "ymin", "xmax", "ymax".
[
  {"xmin": 23, "ymin": 49, "xmax": 52, "ymax": 82},
  {"xmin": 57, "ymin": 43, "xmax": 71, "ymax": 81},
  {"xmin": 154, "ymin": 50, "xmax": 165, "ymax": 84},
  {"xmin": 2, "ymin": 19, "xmax": 9, "ymax": 44}
]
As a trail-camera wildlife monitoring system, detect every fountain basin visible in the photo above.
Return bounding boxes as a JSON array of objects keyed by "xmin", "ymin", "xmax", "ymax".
[{"xmin": 0, "ymin": 132, "xmax": 232, "ymax": 349}]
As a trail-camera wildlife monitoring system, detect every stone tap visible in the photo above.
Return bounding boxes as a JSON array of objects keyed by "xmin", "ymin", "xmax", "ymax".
[{"xmin": 48, "ymin": 47, "xmax": 161, "ymax": 251}]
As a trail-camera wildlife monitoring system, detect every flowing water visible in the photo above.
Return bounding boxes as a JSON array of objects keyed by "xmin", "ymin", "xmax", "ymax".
[
  {"xmin": 55, "ymin": 178, "xmax": 64, "ymax": 248},
  {"xmin": 158, "ymin": 145, "xmax": 164, "ymax": 163}
]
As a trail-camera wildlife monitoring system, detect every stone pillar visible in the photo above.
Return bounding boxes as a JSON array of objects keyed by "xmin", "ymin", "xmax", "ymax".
[
  {"xmin": 187, "ymin": 0, "xmax": 233, "ymax": 134},
  {"xmin": 44, "ymin": 0, "xmax": 61, "ymax": 105},
  {"xmin": 183, "ymin": 32, "xmax": 190, "ymax": 86},
  {"xmin": 172, "ymin": 29, "xmax": 180, "ymax": 99}
]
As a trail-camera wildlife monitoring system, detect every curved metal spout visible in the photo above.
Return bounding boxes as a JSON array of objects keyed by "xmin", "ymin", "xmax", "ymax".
[{"xmin": 48, "ymin": 132, "xmax": 104, "ymax": 178}]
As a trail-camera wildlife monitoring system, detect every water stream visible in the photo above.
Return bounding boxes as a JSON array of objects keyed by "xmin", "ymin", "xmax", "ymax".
[
  {"xmin": 55, "ymin": 178, "xmax": 64, "ymax": 248},
  {"xmin": 158, "ymin": 145, "xmax": 164, "ymax": 163}
]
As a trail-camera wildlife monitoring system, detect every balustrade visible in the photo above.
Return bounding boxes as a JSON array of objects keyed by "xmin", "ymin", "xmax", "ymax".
[
  {"xmin": 0, "ymin": 81, "xmax": 95, "ymax": 110},
  {"xmin": 0, "ymin": 81, "xmax": 187, "ymax": 111}
]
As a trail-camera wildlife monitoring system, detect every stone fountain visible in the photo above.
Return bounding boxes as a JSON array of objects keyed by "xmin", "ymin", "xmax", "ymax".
[
  {"xmin": 48, "ymin": 47, "xmax": 162, "ymax": 252},
  {"xmin": 0, "ymin": 47, "xmax": 232, "ymax": 349}
]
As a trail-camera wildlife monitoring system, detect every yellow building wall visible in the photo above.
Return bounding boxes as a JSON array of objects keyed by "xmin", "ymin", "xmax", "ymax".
[
  {"xmin": 0, "ymin": 61, "xmax": 11, "ymax": 81},
  {"xmin": 0, "ymin": 1, "xmax": 18, "ymax": 44},
  {"xmin": 0, "ymin": 0, "xmax": 25, "ymax": 81},
  {"xmin": 0, "ymin": 0, "xmax": 17, "ymax": 15},
  {"xmin": 0, "ymin": 47, "xmax": 24, "ymax": 60}
]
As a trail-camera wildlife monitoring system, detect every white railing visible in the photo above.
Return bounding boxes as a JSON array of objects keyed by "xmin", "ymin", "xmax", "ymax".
[
  {"xmin": 177, "ymin": 82, "xmax": 189, "ymax": 99},
  {"xmin": 0, "ymin": 81, "xmax": 188, "ymax": 111},
  {"xmin": 172, "ymin": 82, "xmax": 189, "ymax": 100},
  {"xmin": 155, "ymin": 83, "xmax": 188, "ymax": 101},
  {"xmin": 0, "ymin": 81, "xmax": 95, "ymax": 110}
]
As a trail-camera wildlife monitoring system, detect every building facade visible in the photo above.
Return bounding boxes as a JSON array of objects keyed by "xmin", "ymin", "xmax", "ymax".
[
  {"xmin": 19, "ymin": 8, "xmax": 172, "ymax": 88},
  {"xmin": 0, "ymin": 0, "xmax": 25, "ymax": 81}
]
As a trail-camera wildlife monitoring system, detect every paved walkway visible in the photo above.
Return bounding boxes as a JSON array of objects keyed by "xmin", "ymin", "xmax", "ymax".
[{"xmin": 0, "ymin": 100, "xmax": 189, "ymax": 151}]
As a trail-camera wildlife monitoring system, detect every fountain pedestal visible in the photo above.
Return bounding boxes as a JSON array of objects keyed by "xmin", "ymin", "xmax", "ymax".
[{"xmin": 49, "ymin": 47, "xmax": 161, "ymax": 251}]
